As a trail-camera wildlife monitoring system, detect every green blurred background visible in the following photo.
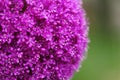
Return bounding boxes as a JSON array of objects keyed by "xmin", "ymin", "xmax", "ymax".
[{"xmin": 73, "ymin": 0, "xmax": 120, "ymax": 80}]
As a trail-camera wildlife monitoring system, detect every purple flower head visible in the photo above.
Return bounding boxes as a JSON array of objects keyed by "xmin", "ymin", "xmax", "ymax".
[{"xmin": 0, "ymin": 0, "xmax": 88, "ymax": 80}]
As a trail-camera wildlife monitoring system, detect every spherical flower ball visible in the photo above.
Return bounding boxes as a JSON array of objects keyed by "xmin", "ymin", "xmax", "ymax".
[{"xmin": 0, "ymin": 0, "xmax": 88, "ymax": 80}]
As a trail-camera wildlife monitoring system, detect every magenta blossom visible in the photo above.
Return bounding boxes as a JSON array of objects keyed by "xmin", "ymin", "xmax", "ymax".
[{"xmin": 0, "ymin": 0, "xmax": 88, "ymax": 80}]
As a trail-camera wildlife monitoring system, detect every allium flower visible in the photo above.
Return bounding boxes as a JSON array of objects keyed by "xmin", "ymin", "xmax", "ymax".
[{"xmin": 0, "ymin": 0, "xmax": 88, "ymax": 80}]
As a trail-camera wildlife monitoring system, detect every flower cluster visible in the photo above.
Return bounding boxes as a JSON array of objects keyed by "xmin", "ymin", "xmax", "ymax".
[{"xmin": 0, "ymin": 0, "xmax": 88, "ymax": 80}]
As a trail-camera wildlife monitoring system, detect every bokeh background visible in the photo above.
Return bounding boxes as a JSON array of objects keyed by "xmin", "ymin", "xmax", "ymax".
[{"xmin": 73, "ymin": 0, "xmax": 120, "ymax": 80}]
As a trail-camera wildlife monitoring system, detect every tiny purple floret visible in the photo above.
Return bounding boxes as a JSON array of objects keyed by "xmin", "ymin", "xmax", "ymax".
[{"xmin": 0, "ymin": 0, "xmax": 88, "ymax": 80}]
